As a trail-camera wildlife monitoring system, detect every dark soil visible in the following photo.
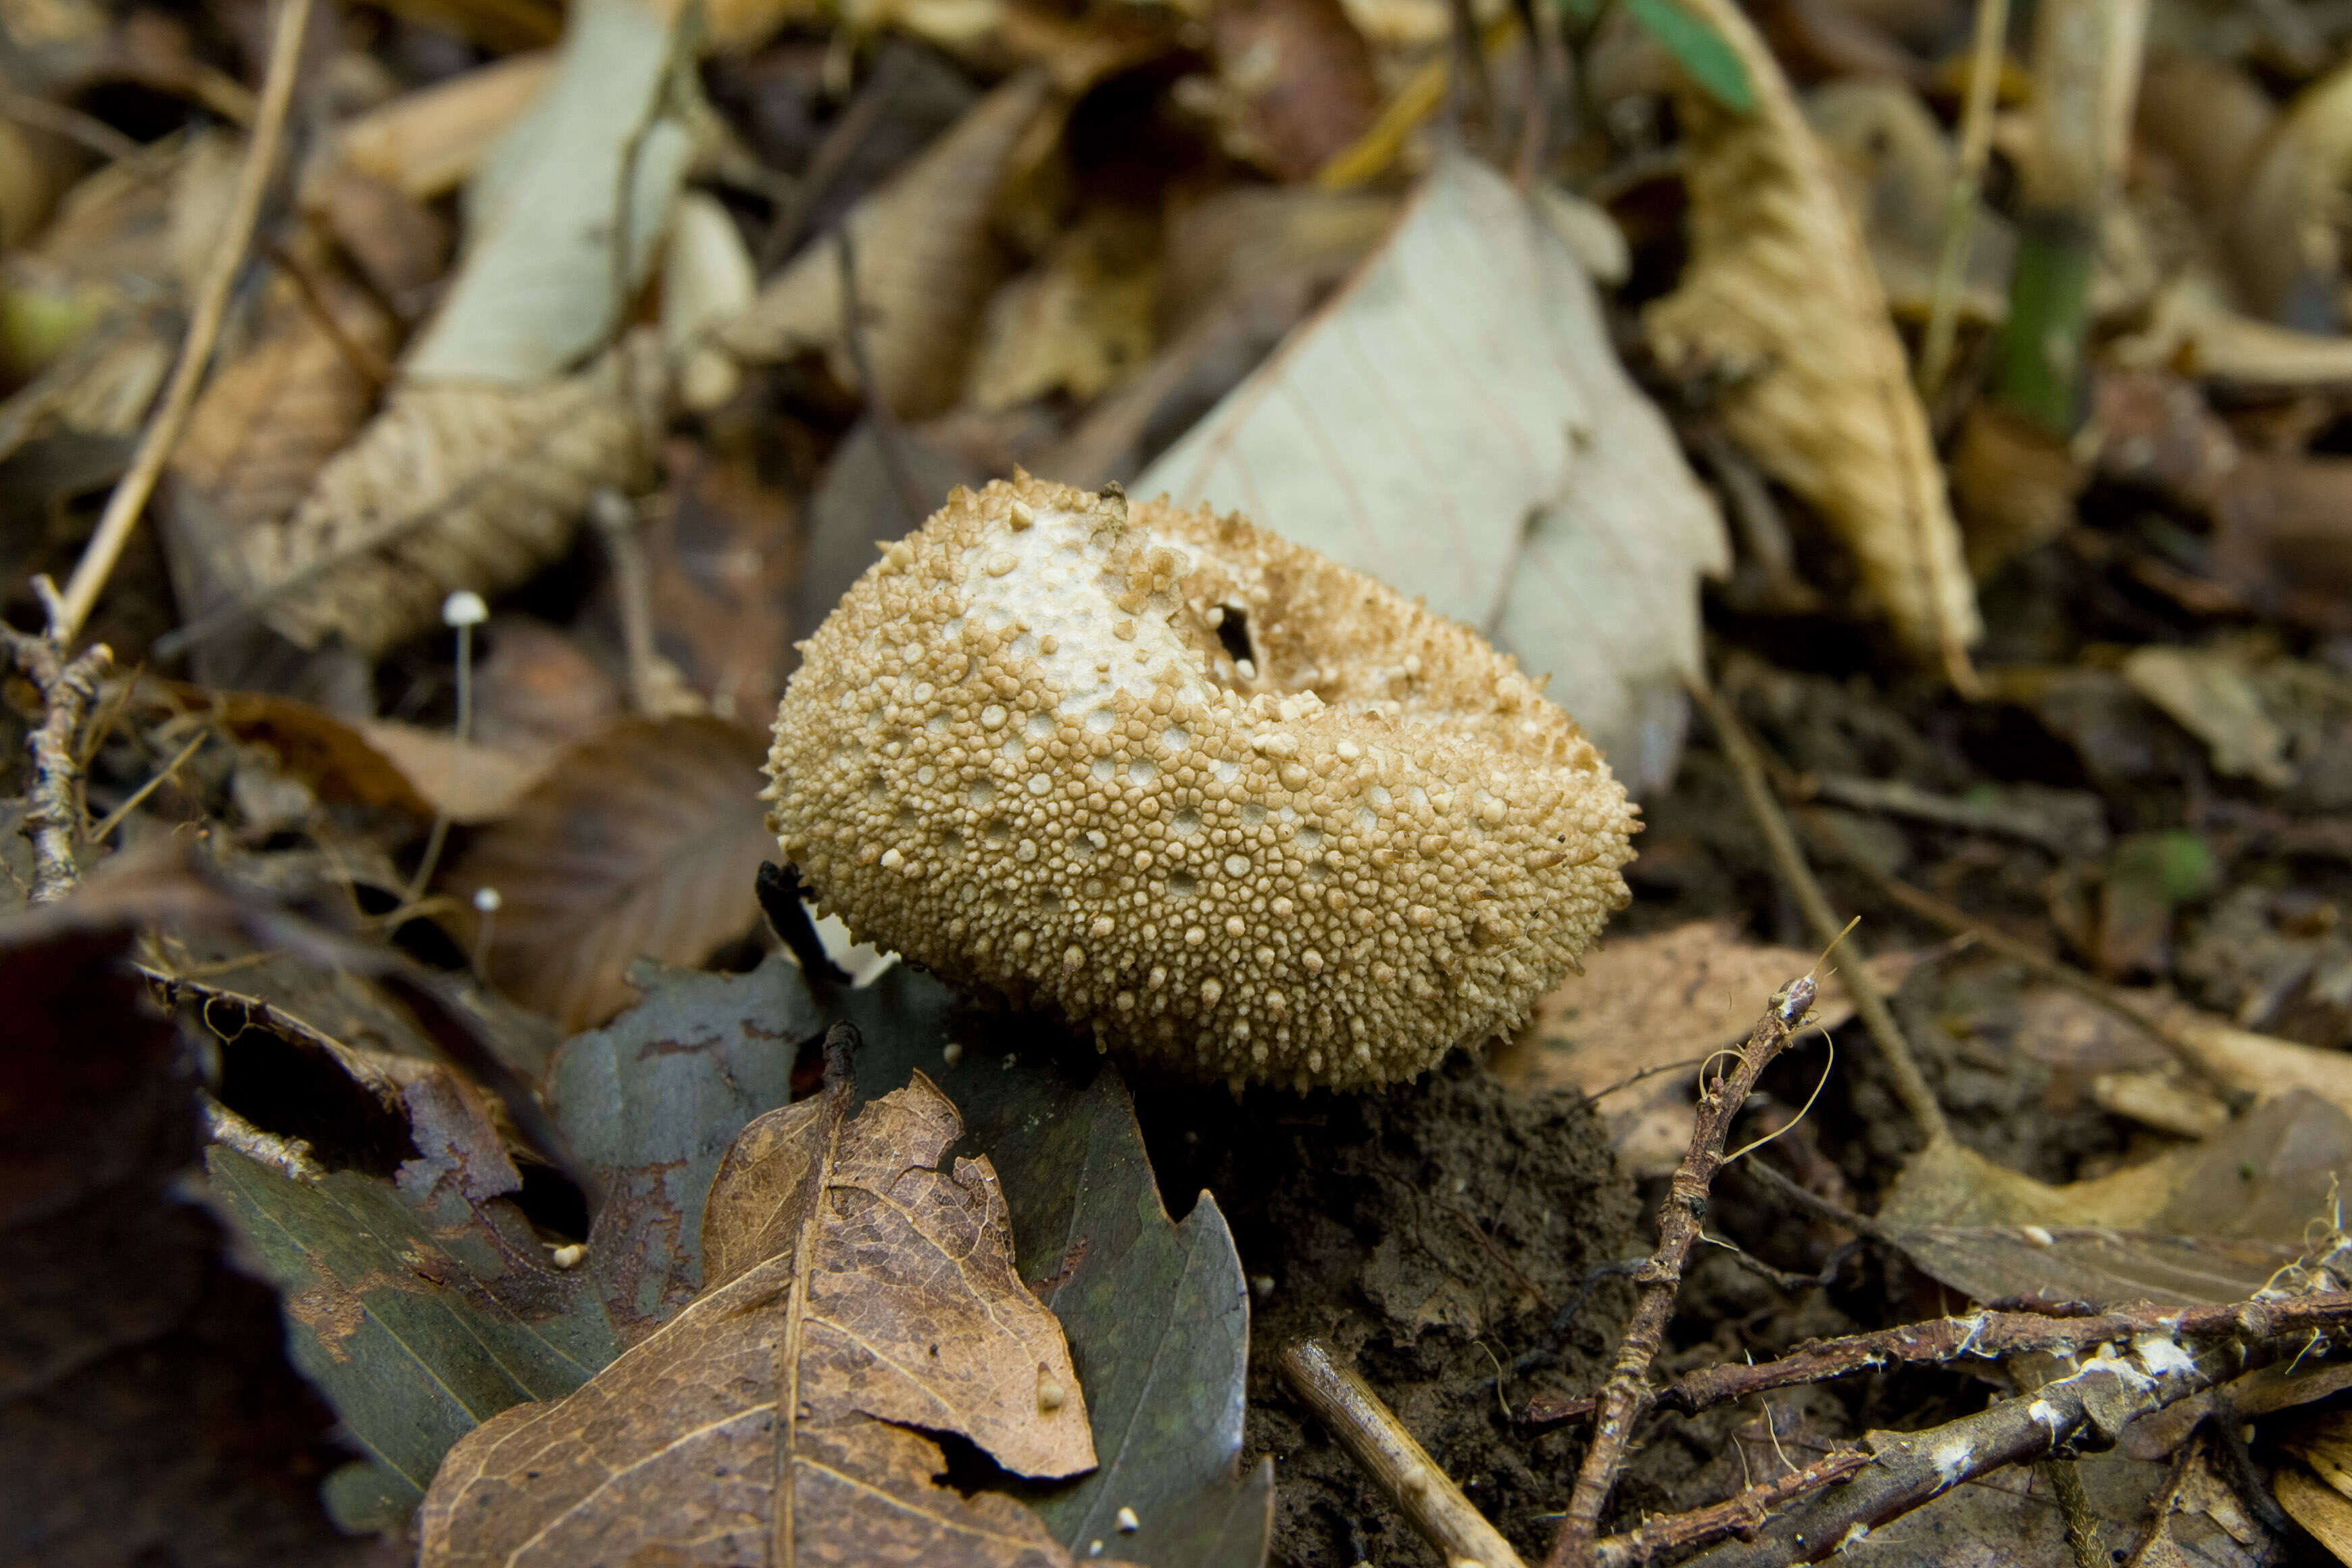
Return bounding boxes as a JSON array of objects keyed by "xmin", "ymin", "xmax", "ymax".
[{"xmin": 1137, "ymin": 1055, "xmax": 1642, "ymax": 1567}]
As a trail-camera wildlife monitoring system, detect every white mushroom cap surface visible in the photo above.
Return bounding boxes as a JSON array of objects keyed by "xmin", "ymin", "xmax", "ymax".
[{"xmin": 764, "ymin": 476, "xmax": 1637, "ymax": 1090}]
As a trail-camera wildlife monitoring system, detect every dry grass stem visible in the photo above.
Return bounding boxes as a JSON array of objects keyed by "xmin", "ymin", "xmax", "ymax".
[{"xmin": 55, "ymin": 0, "xmax": 316, "ymax": 641}]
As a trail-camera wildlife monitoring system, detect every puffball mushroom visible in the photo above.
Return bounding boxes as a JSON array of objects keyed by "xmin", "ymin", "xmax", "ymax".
[{"xmin": 764, "ymin": 476, "xmax": 1637, "ymax": 1090}]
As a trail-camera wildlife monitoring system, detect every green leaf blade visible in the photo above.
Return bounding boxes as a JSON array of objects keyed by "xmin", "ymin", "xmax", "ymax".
[{"xmin": 1625, "ymin": 0, "xmax": 1753, "ymax": 112}]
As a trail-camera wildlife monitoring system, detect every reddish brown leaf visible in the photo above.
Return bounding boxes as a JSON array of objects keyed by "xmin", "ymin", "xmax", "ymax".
[{"xmin": 448, "ymin": 717, "xmax": 776, "ymax": 1029}]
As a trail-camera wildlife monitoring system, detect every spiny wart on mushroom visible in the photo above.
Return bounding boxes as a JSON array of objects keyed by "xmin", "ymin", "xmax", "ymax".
[{"xmin": 763, "ymin": 475, "xmax": 1637, "ymax": 1090}]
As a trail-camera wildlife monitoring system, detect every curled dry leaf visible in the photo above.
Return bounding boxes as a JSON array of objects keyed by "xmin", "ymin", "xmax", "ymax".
[
  {"xmin": 964, "ymin": 208, "xmax": 1160, "ymax": 412},
  {"xmin": 449, "ymin": 716, "xmax": 775, "ymax": 1031},
  {"xmin": 419, "ymin": 1067, "xmax": 1099, "ymax": 1567},
  {"xmin": 242, "ymin": 335, "xmax": 655, "ymax": 656},
  {"xmin": 721, "ymin": 71, "xmax": 1054, "ymax": 418},
  {"xmin": 1137, "ymin": 154, "xmax": 1727, "ymax": 793},
  {"xmin": 1644, "ymin": 0, "xmax": 1979, "ymax": 681}
]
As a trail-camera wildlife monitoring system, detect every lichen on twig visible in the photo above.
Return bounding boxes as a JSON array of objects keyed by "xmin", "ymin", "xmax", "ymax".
[{"xmin": 4, "ymin": 577, "xmax": 112, "ymax": 902}]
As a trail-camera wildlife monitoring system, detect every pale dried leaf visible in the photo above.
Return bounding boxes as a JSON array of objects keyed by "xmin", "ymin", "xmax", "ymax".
[
  {"xmin": 1646, "ymin": 0, "xmax": 1978, "ymax": 678},
  {"xmin": 418, "ymin": 1071, "xmax": 1096, "ymax": 1567},
  {"xmin": 1875, "ymin": 1093, "xmax": 2352, "ymax": 1308},
  {"xmin": 406, "ymin": 0, "xmax": 692, "ymax": 385},
  {"xmin": 355, "ymin": 720, "xmax": 557, "ymax": 824},
  {"xmin": 243, "ymin": 335, "xmax": 652, "ymax": 656},
  {"xmin": 1490, "ymin": 918, "xmax": 1909, "ymax": 1175},
  {"xmin": 2228, "ymin": 56, "xmax": 2352, "ymax": 326},
  {"xmin": 2275, "ymin": 1467, "xmax": 2352, "ymax": 1563},
  {"xmin": 1136, "ymin": 153, "xmax": 1728, "ymax": 793},
  {"xmin": 448, "ymin": 717, "xmax": 774, "ymax": 1030},
  {"xmin": 722, "ymin": 72, "xmax": 1054, "ymax": 418},
  {"xmin": 2122, "ymin": 645, "xmax": 2295, "ymax": 788},
  {"xmin": 662, "ymin": 191, "xmax": 757, "ymax": 412},
  {"xmin": 331, "ymin": 52, "xmax": 554, "ymax": 201},
  {"xmin": 171, "ymin": 268, "xmax": 393, "ymax": 532}
]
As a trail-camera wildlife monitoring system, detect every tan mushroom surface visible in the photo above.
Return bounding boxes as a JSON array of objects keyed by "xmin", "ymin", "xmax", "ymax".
[{"xmin": 764, "ymin": 476, "xmax": 1637, "ymax": 1089}]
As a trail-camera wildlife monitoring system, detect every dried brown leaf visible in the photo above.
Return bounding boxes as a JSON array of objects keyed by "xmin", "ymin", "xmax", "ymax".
[
  {"xmin": 644, "ymin": 441, "xmax": 800, "ymax": 725},
  {"xmin": 964, "ymin": 210, "xmax": 1159, "ymax": 412},
  {"xmin": 418, "ymin": 1069, "xmax": 1096, "ymax": 1567},
  {"xmin": 1645, "ymin": 0, "xmax": 1979, "ymax": 679},
  {"xmin": 190, "ymin": 688, "xmax": 433, "ymax": 818},
  {"xmin": 355, "ymin": 721, "xmax": 557, "ymax": 825},
  {"xmin": 1490, "ymin": 918, "xmax": 1909, "ymax": 1175},
  {"xmin": 1207, "ymin": 0, "xmax": 1382, "ymax": 182},
  {"xmin": 721, "ymin": 72, "xmax": 1054, "ymax": 418},
  {"xmin": 172, "ymin": 266, "xmax": 393, "ymax": 534},
  {"xmin": 448, "ymin": 716, "xmax": 774, "ymax": 1029},
  {"xmin": 242, "ymin": 335, "xmax": 652, "ymax": 657},
  {"xmin": 333, "ymin": 52, "xmax": 556, "ymax": 199}
]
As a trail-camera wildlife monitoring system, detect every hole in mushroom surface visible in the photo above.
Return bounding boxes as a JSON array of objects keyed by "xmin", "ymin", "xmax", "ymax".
[
  {"xmin": 1214, "ymin": 605, "xmax": 1253, "ymax": 668},
  {"xmin": 1167, "ymin": 871, "xmax": 1198, "ymax": 896}
]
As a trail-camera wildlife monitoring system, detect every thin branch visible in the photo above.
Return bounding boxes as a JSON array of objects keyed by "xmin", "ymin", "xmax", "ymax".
[
  {"xmin": 1540, "ymin": 1283, "xmax": 2352, "ymax": 1431},
  {"xmin": 1595, "ymin": 1447, "xmax": 1869, "ymax": 1567},
  {"xmin": 1546, "ymin": 968, "xmax": 1824, "ymax": 1565},
  {"xmin": 4, "ymin": 578, "xmax": 112, "ymax": 901},
  {"xmin": 835, "ymin": 226, "xmax": 931, "ymax": 526},
  {"xmin": 1279, "ymin": 1338, "xmax": 1527, "ymax": 1568},
  {"xmin": 1686, "ymin": 675, "xmax": 1950, "ymax": 1144},
  {"xmin": 0, "ymin": 87, "xmax": 145, "ymax": 163},
  {"xmin": 1676, "ymin": 1296, "xmax": 2352, "ymax": 1568},
  {"xmin": 55, "ymin": 0, "xmax": 315, "ymax": 642}
]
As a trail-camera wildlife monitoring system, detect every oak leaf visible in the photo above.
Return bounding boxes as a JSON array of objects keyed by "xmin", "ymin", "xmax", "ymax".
[{"xmin": 418, "ymin": 1062, "xmax": 1100, "ymax": 1567}]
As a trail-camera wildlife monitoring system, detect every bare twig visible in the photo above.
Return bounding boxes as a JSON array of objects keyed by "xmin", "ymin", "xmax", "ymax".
[
  {"xmin": 56, "ymin": 0, "xmax": 315, "ymax": 641},
  {"xmin": 1596, "ymin": 1448, "xmax": 1869, "ymax": 1567},
  {"xmin": 260, "ymin": 237, "xmax": 395, "ymax": 388},
  {"xmin": 834, "ymin": 228, "xmax": 931, "ymax": 526},
  {"xmin": 1538, "ymin": 1290, "xmax": 2352, "ymax": 1432},
  {"xmin": 1687, "ymin": 675, "xmax": 1950, "ymax": 1144},
  {"xmin": 587, "ymin": 487, "xmax": 664, "ymax": 714},
  {"xmin": 1279, "ymin": 1338, "xmax": 1527, "ymax": 1568},
  {"xmin": 0, "ymin": 87, "xmax": 145, "ymax": 163},
  {"xmin": 4, "ymin": 579, "xmax": 112, "ymax": 902},
  {"xmin": 1546, "ymin": 967, "xmax": 1825, "ymax": 1566},
  {"xmin": 1915, "ymin": 0, "xmax": 2009, "ymax": 402},
  {"xmin": 756, "ymin": 45, "xmax": 911, "ymax": 272},
  {"xmin": 1676, "ymin": 1295, "xmax": 2352, "ymax": 1568}
]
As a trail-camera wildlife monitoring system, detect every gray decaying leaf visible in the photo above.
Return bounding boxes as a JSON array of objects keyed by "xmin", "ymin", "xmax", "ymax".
[
  {"xmin": 418, "ymin": 1068, "xmax": 1096, "ymax": 1567},
  {"xmin": 205, "ymin": 1067, "xmax": 624, "ymax": 1529},
  {"xmin": 449, "ymin": 716, "xmax": 776, "ymax": 1031},
  {"xmin": 1135, "ymin": 153, "xmax": 1728, "ymax": 795}
]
